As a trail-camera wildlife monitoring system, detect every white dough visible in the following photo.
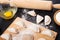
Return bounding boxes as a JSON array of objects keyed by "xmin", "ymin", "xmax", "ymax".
[
  {"xmin": 12, "ymin": 33, "xmax": 33, "ymax": 40},
  {"xmin": 20, "ymin": 29, "xmax": 35, "ymax": 35},
  {"xmin": 27, "ymin": 23, "xmax": 40, "ymax": 32},
  {"xmin": 8, "ymin": 28, "xmax": 18, "ymax": 33},
  {"xmin": 15, "ymin": 21, "xmax": 25, "ymax": 28},
  {"xmin": 41, "ymin": 29, "xmax": 52, "ymax": 36},
  {"xmin": 12, "ymin": 29, "xmax": 34, "ymax": 40},
  {"xmin": 1, "ymin": 34, "xmax": 11, "ymax": 40},
  {"xmin": 45, "ymin": 15, "xmax": 51, "ymax": 25},
  {"xmin": 56, "ymin": 12, "xmax": 60, "ymax": 23},
  {"xmin": 27, "ymin": 10, "xmax": 36, "ymax": 16},
  {"xmin": 36, "ymin": 15, "xmax": 44, "ymax": 24}
]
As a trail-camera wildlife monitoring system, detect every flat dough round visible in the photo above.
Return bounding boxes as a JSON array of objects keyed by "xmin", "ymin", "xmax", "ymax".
[{"xmin": 54, "ymin": 10, "xmax": 60, "ymax": 26}]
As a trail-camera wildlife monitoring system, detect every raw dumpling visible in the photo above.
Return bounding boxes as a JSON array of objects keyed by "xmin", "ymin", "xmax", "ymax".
[
  {"xmin": 12, "ymin": 34, "xmax": 34, "ymax": 40},
  {"xmin": 15, "ymin": 21, "xmax": 26, "ymax": 28},
  {"xmin": 45, "ymin": 15, "xmax": 51, "ymax": 25},
  {"xmin": 41, "ymin": 29, "xmax": 52, "ymax": 36},
  {"xmin": 7, "ymin": 28, "xmax": 18, "ymax": 34},
  {"xmin": 36, "ymin": 15, "xmax": 44, "ymax": 24},
  {"xmin": 27, "ymin": 23, "xmax": 40, "ymax": 32},
  {"xmin": 27, "ymin": 10, "xmax": 36, "ymax": 16},
  {"xmin": 20, "ymin": 29, "xmax": 35, "ymax": 35},
  {"xmin": 1, "ymin": 33, "xmax": 11, "ymax": 40},
  {"xmin": 12, "ymin": 29, "xmax": 34, "ymax": 40}
]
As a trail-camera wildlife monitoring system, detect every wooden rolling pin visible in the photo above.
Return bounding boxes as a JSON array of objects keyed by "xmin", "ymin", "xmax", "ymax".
[
  {"xmin": 0, "ymin": 0, "xmax": 60, "ymax": 10},
  {"xmin": 0, "ymin": 0, "xmax": 52, "ymax": 10},
  {"xmin": 53, "ymin": 4, "xmax": 60, "ymax": 9}
]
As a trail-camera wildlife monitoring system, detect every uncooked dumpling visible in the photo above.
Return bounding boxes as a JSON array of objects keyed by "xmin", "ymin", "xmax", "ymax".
[
  {"xmin": 1, "ymin": 33, "xmax": 11, "ymax": 40},
  {"xmin": 41, "ymin": 29, "xmax": 52, "ymax": 36},
  {"xmin": 12, "ymin": 29, "xmax": 34, "ymax": 40},
  {"xmin": 45, "ymin": 15, "xmax": 51, "ymax": 25},
  {"xmin": 20, "ymin": 29, "xmax": 35, "ymax": 35},
  {"xmin": 7, "ymin": 28, "xmax": 18, "ymax": 34},
  {"xmin": 27, "ymin": 23, "xmax": 40, "ymax": 32},
  {"xmin": 15, "ymin": 21, "xmax": 26, "ymax": 28},
  {"xmin": 36, "ymin": 15, "xmax": 44, "ymax": 24},
  {"xmin": 27, "ymin": 10, "xmax": 36, "ymax": 16},
  {"xmin": 12, "ymin": 34, "xmax": 34, "ymax": 40}
]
